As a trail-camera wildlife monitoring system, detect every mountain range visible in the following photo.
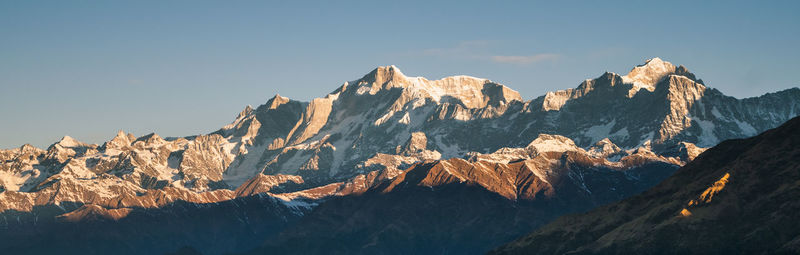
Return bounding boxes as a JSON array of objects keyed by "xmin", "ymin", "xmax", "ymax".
[
  {"xmin": 0, "ymin": 58, "xmax": 798, "ymax": 254},
  {"xmin": 492, "ymin": 114, "xmax": 800, "ymax": 254}
]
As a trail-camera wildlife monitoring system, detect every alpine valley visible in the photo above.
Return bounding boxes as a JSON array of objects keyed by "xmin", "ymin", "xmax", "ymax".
[{"xmin": 1, "ymin": 58, "xmax": 798, "ymax": 254}]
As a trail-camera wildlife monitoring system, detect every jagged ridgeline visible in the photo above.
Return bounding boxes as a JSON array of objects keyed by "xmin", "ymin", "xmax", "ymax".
[
  {"xmin": 0, "ymin": 58, "xmax": 798, "ymax": 254},
  {"xmin": 491, "ymin": 116, "xmax": 800, "ymax": 255}
]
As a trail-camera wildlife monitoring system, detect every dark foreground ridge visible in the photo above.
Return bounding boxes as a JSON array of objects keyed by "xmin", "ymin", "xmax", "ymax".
[
  {"xmin": 1, "ymin": 59, "xmax": 798, "ymax": 255},
  {"xmin": 492, "ymin": 115, "xmax": 800, "ymax": 254}
]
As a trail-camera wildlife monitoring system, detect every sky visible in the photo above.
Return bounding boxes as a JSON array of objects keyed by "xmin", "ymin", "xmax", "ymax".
[{"xmin": 1, "ymin": 0, "xmax": 799, "ymax": 149}]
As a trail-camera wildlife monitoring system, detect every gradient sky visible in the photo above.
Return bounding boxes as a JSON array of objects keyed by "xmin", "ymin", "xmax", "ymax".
[{"xmin": 1, "ymin": 0, "xmax": 799, "ymax": 149}]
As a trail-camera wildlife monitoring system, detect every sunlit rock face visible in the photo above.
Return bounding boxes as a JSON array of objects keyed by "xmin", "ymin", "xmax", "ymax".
[
  {"xmin": 383, "ymin": 133, "xmax": 683, "ymax": 201},
  {"xmin": 216, "ymin": 60, "xmax": 797, "ymax": 186},
  {"xmin": 492, "ymin": 116, "xmax": 800, "ymax": 255},
  {"xmin": 0, "ymin": 58, "xmax": 797, "ymax": 255},
  {"xmin": 1, "ymin": 58, "xmax": 796, "ymax": 214}
]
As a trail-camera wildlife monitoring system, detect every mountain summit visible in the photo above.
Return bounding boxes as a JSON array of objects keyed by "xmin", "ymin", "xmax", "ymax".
[
  {"xmin": 2, "ymin": 58, "xmax": 797, "ymax": 192},
  {"xmin": 492, "ymin": 115, "xmax": 800, "ymax": 254},
  {"xmin": 0, "ymin": 58, "xmax": 798, "ymax": 254},
  {"xmin": 346, "ymin": 65, "xmax": 522, "ymax": 108},
  {"xmin": 621, "ymin": 57, "xmax": 702, "ymax": 96}
]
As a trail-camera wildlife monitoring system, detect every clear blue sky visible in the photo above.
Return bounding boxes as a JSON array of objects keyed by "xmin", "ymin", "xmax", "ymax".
[{"xmin": 1, "ymin": 0, "xmax": 798, "ymax": 149}]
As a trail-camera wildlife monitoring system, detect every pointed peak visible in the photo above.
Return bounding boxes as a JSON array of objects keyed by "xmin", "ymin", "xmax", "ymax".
[
  {"xmin": 589, "ymin": 138, "xmax": 623, "ymax": 157},
  {"xmin": 526, "ymin": 134, "xmax": 579, "ymax": 153},
  {"xmin": 19, "ymin": 143, "xmax": 40, "ymax": 152},
  {"xmin": 596, "ymin": 72, "xmax": 624, "ymax": 84},
  {"xmin": 135, "ymin": 133, "xmax": 165, "ymax": 144},
  {"xmin": 624, "ymin": 57, "xmax": 676, "ymax": 82},
  {"xmin": 384, "ymin": 65, "xmax": 403, "ymax": 74},
  {"xmin": 674, "ymin": 65, "xmax": 703, "ymax": 85},
  {"xmin": 59, "ymin": 136, "xmax": 79, "ymax": 145},
  {"xmin": 237, "ymin": 105, "xmax": 255, "ymax": 118},
  {"xmin": 361, "ymin": 65, "xmax": 408, "ymax": 85},
  {"xmin": 643, "ymin": 57, "xmax": 666, "ymax": 65},
  {"xmin": 602, "ymin": 71, "xmax": 620, "ymax": 77},
  {"xmin": 53, "ymin": 135, "xmax": 86, "ymax": 148},
  {"xmin": 110, "ymin": 130, "xmax": 132, "ymax": 143},
  {"xmin": 622, "ymin": 57, "xmax": 681, "ymax": 97},
  {"xmin": 103, "ymin": 130, "xmax": 133, "ymax": 150},
  {"xmin": 266, "ymin": 94, "xmax": 291, "ymax": 110},
  {"xmin": 594, "ymin": 138, "xmax": 615, "ymax": 146},
  {"xmin": 269, "ymin": 93, "xmax": 285, "ymax": 100},
  {"xmin": 140, "ymin": 132, "xmax": 161, "ymax": 139}
]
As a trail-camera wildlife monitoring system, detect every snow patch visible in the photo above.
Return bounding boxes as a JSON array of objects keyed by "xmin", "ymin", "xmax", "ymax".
[
  {"xmin": 398, "ymin": 112, "xmax": 411, "ymax": 124},
  {"xmin": 692, "ymin": 117, "xmax": 719, "ymax": 146},
  {"xmin": 583, "ymin": 120, "xmax": 616, "ymax": 143},
  {"xmin": 527, "ymin": 135, "xmax": 579, "ymax": 153},
  {"xmin": 622, "ymin": 57, "xmax": 675, "ymax": 97}
]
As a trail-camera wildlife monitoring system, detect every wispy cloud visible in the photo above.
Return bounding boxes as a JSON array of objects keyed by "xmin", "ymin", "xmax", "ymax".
[
  {"xmin": 412, "ymin": 41, "xmax": 560, "ymax": 65},
  {"xmin": 420, "ymin": 40, "xmax": 491, "ymax": 60},
  {"xmin": 491, "ymin": 53, "xmax": 560, "ymax": 65}
]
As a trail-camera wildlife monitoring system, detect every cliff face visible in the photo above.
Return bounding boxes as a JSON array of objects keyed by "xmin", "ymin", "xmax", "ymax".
[
  {"xmin": 244, "ymin": 134, "xmax": 684, "ymax": 254},
  {"xmin": 492, "ymin": 116, "xmax": 800, "ymax": 255},
  {"xmin": 0, "ymin": 58, "xmax": 798, "ymax": 255},
  {"xmin": 2, "ymin": 58, "xmax": 796, "ymax": 200}
]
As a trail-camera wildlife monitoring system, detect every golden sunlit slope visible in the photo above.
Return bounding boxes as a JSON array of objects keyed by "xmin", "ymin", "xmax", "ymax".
[{"xmin": 492, "ymin": 115, "xmax": 800, "ymax": 254}]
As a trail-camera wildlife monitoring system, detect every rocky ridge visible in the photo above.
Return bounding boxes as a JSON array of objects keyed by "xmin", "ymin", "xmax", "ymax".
[
  {"xmin": 2, "ymin": 57, "xmax": 797, "ymax": 219},
  {"xmin": 0, "ymin": 58, "xmax": 798, "ymax": 254},
  {"xmin": 492, "ymin": 115, "xmax": 800, "ymax": 255}
]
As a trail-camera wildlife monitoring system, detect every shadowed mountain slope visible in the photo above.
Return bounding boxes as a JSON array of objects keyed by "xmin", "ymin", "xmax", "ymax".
[
  {"xmin": 492, "ymin": 116, "xmax": 800, "ymax": 254},
  {"xmin": 0, "ymin": 58, "xmax": 798, "ymax": 255}
]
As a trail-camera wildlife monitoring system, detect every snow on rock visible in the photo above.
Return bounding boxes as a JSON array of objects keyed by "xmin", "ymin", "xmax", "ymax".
[
  {"xmin": 583, "ymin": 120, "xmax": 617, "ymax": 143},
  {"xmin": 588, "ymin": 138, "xmax": 623, "ymax": 158},
  {"xmin": 234, "ymin": 174, "xmax": 304, "ymax": 197},
  {"xmin": 1, "ymin": 58, "xmax": 797, "ymax": 224},
  {"xmin": 526, "ymin": 134, "xmax": 582, "ymax": 155},
  {"xmin": 54, "ymin": 136, "xmax": 86, "ymax": 148},
  {"xmin": 622, "ymin": 57, "xmax": 677, "ymax": 97}
]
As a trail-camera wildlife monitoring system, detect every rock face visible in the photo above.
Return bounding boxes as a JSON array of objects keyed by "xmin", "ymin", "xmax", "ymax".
[
  {"xmin": 491, "ymin": 116, "xmax": 800, "ymax": 255},
  {"xmin": 247, "ymin": 135, "xmax": 681, "ymax": 254},
  {"xmin": 2, "ymin": 58, "xmax": 795, "ymax": 198},
  {"xmin": 0, "ymin": 58, "xmax": 798, "ymax": 255},
  {"xmin": 221, "ymin": 58, "xmax": 798, "ymax": 185},
  {"xmin": 385, "ymin": 134, "xmax": 681, "ymax": 202}
]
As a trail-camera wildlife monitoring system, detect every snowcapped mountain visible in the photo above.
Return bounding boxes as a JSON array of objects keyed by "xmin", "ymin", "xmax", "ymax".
[
  {"xmin": 247, "ymin": 134, "xmax": 683, "ymax": 255},
  {"xmin": 0, "ymin": 58, "xmax": 798, "ymax": 254},
  {"xmin": 492, "ymin": 115, "xmax": 800, "ymax": 255},
  {"xmin": 217, "ymin": 57, "xmax": 797, "ymax": 186}
]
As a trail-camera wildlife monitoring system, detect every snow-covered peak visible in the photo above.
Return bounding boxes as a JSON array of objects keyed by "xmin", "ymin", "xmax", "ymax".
[
  {"xmin": 678, "ymin": 142, "xmax": 707, "ymax": 161},
  {"xmin": 526, "ymin": 134, "xmax": 581, "ymax": 154},
  {"xmin": 238, "ymin": 105, "xmax": 254, "ymax": 119},
  {"xmin": 593, "ymin": 137, "xmax": 615, "ymax": 146},
  {"xmin": 644, "ymin": 57, "xmax": 666, "ymax": 65},
  {"xmin": 102, "ymin": 130, "xmax": 136, "ymax": 150},
  {"xmin": 267, "ymin": 94, "xmax": 291, "ymax": 110},
  {"xmin": 134, "ymin": 133, "xmax": 165, "ymax": 146},
  {"xmin": 359, "ymin": 65, "xmax": 408, "ymax": 86},
  {"xmin": 353, "ymin": 65, "xmax": 521, "ymax": 108},
  {"xmin": 588, "ymin": 138, "xmax": 623, "ymax": 158},
  {"xmin": 55, "ymin": 135, "xmax": 85, "ymax": 148},
  {"xmin": 19, "ymin": 143, "xmax": 40, "ymax": 153},
  {"xmin": 387, "ymin": 65, "xmax": 405, "ymax": 77},
  {"xmin": 622, "ymin": 57, "xmax": 677, "ymax": 97}
]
